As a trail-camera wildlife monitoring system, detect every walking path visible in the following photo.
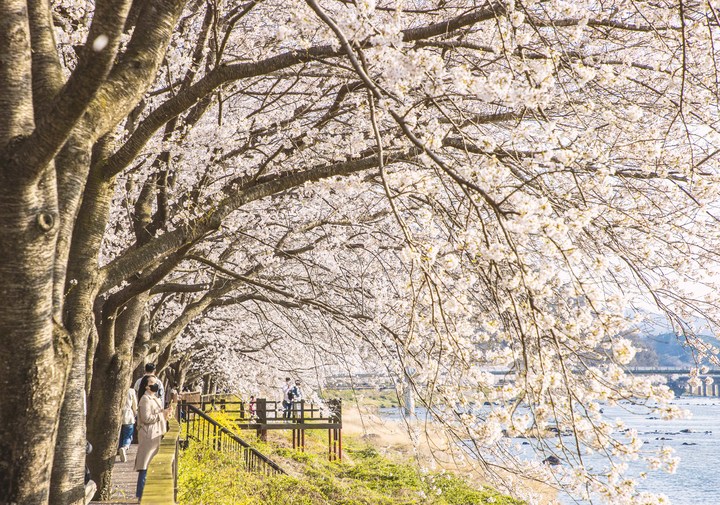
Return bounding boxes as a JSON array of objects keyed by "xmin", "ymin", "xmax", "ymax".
[{"xmin": 89, "ymin": 444, "xmax": 139, "ymax": 504}]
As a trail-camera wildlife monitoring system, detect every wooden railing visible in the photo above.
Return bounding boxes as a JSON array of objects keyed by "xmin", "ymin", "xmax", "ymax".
[
  {"xmin": 182, "ymin": 395, "xmax": 343, "ymax": 459},
  {"xmin": 140, "ymin": 418, "xmax": 181, "ymax": 505},
  {"xmin": 185, "ymin": 395, "xmax": 342, "ymax": 428},
  {"xmin": 179, "ymin": 403, "xmax": 285, "ymax": 475}
]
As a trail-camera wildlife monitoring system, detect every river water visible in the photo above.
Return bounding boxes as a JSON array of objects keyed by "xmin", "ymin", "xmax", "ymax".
[
  {"xmin": 570, "ymin": 397, "xmax": 720, "ymax": 505},
  {"xmin": 380, "ymin": 397, "xmax": 720, "ymax": 504}
]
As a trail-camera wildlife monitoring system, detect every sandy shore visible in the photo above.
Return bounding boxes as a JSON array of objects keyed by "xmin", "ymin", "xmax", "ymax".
[{"xmin": 342, "ymin": 406, "xmax": 452, "ymax": 458}]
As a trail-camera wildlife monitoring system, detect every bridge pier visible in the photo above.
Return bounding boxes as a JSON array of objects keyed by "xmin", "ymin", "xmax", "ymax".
[{"xmin": 629, "ymin": 369, "xmax": 720, "ymax": 398}]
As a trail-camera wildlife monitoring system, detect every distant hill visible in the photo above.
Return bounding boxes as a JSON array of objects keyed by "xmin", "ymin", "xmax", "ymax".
[{"xmin": 630, "ymin": 332, "xmax": 709, "ymax": 368}]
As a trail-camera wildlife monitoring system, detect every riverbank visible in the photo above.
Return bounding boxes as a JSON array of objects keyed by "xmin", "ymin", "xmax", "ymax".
[
  {"xmin": 179, "ymin": 424, "xmax": 524, "ymax": 504},
  {"xmin": 340, "ymin": 405, "xmax": 558, "ymax": 505}
]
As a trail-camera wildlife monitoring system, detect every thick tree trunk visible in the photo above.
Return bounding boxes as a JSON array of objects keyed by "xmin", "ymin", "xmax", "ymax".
[
  {"xmin": 53, "ymin": 134, "xmax": 93, "ymax": 317},
  {"xmin": 48, "ymin": 136, "xmax": 95, "ymax": 505},
  {"xmin": 50, "ymin": 353, "xmax": 89, "ymax": 505},
  {"xmin": 0, "ymin": 178, "xmax": 71, "ymax": 504},
  {"xmin": 86, "ymin": 355, "xmax": 133, "ymax": 500},
  {"xmin": 177, "ymin": 365, "xmax": 188, "ymax": 392},
  {"xmin": 87, "ymin": 294, "xmax": 149, "ymax": 499},
  {"xmin": 132, "ymin": 313, "xmax": 152, "ymax": 375},
  {"xmin": 0, "ymin": 4, "xmax": 71, "ymax": 498},
  {"xmin": 51, "ymin": 160, "xmax": 115, "ymax": 505}
]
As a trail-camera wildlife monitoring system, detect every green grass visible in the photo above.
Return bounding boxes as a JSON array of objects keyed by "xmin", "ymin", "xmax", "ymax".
[
  {"xmin": 178, "ymin": 432, "xmax": 524, "ymax": 505},
  {"xmin": 321, "ymin": 388, "xmax": 401, "ymax": 409}
]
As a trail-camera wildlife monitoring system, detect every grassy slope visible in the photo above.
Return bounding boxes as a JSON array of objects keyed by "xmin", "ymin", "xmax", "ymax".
[
  {"xmin": 179, "ymin": 426, "xmax": 524, "ymax": 505},
  {"xmin": 320, "ymin": 388, "xmax": 401, "ymax": 409}
]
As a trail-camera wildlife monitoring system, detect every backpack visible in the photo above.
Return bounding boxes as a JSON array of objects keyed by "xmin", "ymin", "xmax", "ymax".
[{"xmin": 286, "ymin": 387, "xmax": 295, "ymax": 401}]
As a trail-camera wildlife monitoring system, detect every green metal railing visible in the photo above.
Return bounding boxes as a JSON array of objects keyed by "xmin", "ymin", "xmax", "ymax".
[{"xmin": 179, "ymin": 402, "xmax": 285, "ymax": 475}]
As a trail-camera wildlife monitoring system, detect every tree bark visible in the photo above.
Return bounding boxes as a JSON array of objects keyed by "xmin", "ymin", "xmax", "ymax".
[
  {"xmin": 0, "ymin": 145, "xmax": 72, "ymax": 505},
  {"xmin": 50, "ymin": 157, "xmax": 116, "ymax": 505},
  {"xmin": 86, "ymin": 294, "xmax": 148, "ymax": 500},
  {"xmin": 0, "ymin": 2, "xmax": 72, "ymax": 504}
]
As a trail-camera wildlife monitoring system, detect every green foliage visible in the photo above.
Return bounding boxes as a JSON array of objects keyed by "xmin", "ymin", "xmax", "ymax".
[
  {"xmin": 322, "ymin": 388, "xmax": 400, "ymax": 409},
  {"xmin": 207, "ymin": 410, "xmax": 245, "ymax": 434},
  {"xmin": 338, "ymin": 449, "xmax": 423, "ymax": 494},
  {"xmin": 178, "ymin": 440, "xmax": 249, "ymax": 505},
  {"xmin": 178, "ymin": 434, "xmax": 524, "ymax": 505},
  {"xmin": 430, "ymin": 473, "xmax": 519, "ymax": 505}
]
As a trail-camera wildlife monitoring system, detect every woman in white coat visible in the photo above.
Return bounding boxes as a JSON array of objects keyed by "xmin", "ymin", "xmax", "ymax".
[{"xmin": 134, "ymin": 375, "xmax": 170, "ymax": 499}]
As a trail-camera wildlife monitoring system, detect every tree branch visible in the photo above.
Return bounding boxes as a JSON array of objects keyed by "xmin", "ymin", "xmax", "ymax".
[
  {"xmin": 134, "ymin": 276, "xmax": 248, "ymax": 358},
  {"xmin": 97, "ymin": 3, "xmax": 508, "ymax": 179},
  {"xmin": 83, "ymin": 0, "xmax": 188, "ymax": 141},
  {"xmin": 0, "ymin": 1, "xmax": 33, "ymax": 146},
  {"xmin": 99, "ymin": 150, "xmax": 417, "ymax": 291},
  {"xmin": 11, "ymin": 0, "xmax": 134, "ymax": 178},
  {"xmin": 28, "ymin": 0, "xmax": 65, "ymax": 119}
]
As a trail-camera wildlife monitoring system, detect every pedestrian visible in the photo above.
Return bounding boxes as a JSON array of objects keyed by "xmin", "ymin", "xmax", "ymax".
[
  {"xmin": 133, "ymin": 362, "xmax": 165, "ymax": 406},
  {"xmin": 134, "ymin": 376, "xmax": 171, "ymax": 499},
  {"xmin": 281, "ymin": 377, "xmax": 292, "ymax": 419},
  {"xmin": 83, "ymin": 440, "xmax": 96, "ymax": 504},
  {"xmin": 167, "ymin": 382, "xmax": 180, "ymax": 406},
  {"xmin": 291, "ymin": 380, "xmax": 303, "ymax": 401},
  {"xmin": 117, "ymin": 386, "xmax": 138, "ymax": 462},
  {"xmin": 249, "ymin": 395, "xmax": 256, "ymax": 419},
  {"xmin": 289, "ymin": 380, "xmax": 303, "ymax": 418}
]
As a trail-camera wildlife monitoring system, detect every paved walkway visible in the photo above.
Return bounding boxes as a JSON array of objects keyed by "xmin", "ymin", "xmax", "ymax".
[{"xmin": 89, "ymin": 444, "xmax": 139, "ymax": 504}]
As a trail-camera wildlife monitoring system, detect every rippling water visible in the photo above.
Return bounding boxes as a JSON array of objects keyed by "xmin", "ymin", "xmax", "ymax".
[
  {"xmin": 380, "ymin": 397, "xmax": 720, "ymax": 504},
  {"xmin": 582, "ymin": 397, "xmax": 720, "ymax": 505}
]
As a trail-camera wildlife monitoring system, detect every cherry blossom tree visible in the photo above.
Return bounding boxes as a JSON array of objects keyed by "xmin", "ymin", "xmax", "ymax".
[{"xmin": 2, "ymin": 0, "xmax": 720, "ymax": 504}]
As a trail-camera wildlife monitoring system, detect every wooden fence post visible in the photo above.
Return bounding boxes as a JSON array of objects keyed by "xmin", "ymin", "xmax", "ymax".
[
  {"xmin": 300, "ymin": 400, "xmax": 305, "ymax": 450},
  {"xmin": 326, "ymin": 399, "xmax": 342, "ymax": 461},
  {"xmin": 256, "ymin": 398, "xmax": 267, "ymax": 441}
]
